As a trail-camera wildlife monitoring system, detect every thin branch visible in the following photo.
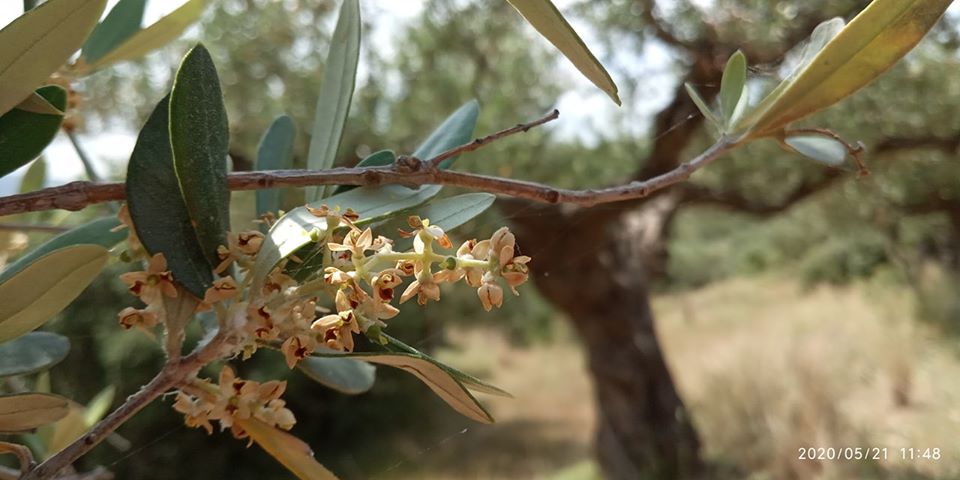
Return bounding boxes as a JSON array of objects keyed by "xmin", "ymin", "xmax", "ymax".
[
  {"xmin": 0, "ymin": 138, "xmax": 737, "ymax": 216},
  {"xmin": 425, "ymin": 109, "xmax": 559, "ymax": 168},
  {"xmin": 22, "ymin": 331, "xmax": 232, "ymax": 480}
]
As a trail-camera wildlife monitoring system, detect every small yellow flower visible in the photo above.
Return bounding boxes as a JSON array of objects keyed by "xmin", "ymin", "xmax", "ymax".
[
  {"xmin": 119, "ymin": 253, "xmax": 178, "ymax": 307},
  {"xmin": 280, "ymin": 333, "xmax": 317, "ymax": 368},
  {"xmin": 400, "ymin": 279, "xmax": 441, "ymax": 305},
  {"xmin": 477, "ymin": 280, "xmax": 504, "ymax": 312},
  {"xmin": 117, "ymin": 307, "xmax": 159, "ymax": 332},
  {"xmin": 311, "ymin": 311, "xmax": 360, "ymax": 352},
  {"xmin": 203, "ymin": 276, "xmax": 239, "ymax": 304}
]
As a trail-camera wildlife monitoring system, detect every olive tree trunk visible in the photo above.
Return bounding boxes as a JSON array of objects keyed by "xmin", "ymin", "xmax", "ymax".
[{"xmin": 506, "ymin": 196, "xmax": 703, "ymax": 479}]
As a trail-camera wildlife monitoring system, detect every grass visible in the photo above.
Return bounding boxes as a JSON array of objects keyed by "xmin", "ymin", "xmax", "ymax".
[{"xmin": 379, "ymin": 273, "xmax": 960, "ymax": 479}]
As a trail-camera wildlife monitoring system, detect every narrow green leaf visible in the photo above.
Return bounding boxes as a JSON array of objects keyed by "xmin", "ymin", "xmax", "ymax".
[
  {"xmin": 784, "ymin": 134, "xmax": 853, "ymax": 170},
  {"xmin": 741, "ymin": 0, "xmax": 952, "ymax": 136},
  {"xmin": 86, "ymin": 0, "xmax": 208, "ymax": 71},
  {"xmin": 81, "ymin": 0, "xmax": 147, "ymax": 65},
  {"xmin": 170, "ymin": 44, "xmax": 231, "ymax": 268},
  {"xmin": 0, "ymin": 86, "xmax": 67, "ymax": 179},
  {"xmin": 415, "ymin": 194, "xmax": 495, "ymax": 231},
  {"xmin": 0, "ymin": 0, "xmax": 106, "ymax": 115},
  {"xmin": 684, "ymin": 83, "xmax": 720, "ymax": 127},
  {"xmin": 237, "ymin": 418, "xmax": 339, "ymax": 480},
  {"xmin": 19, "ymin": 158, "xmax": 46, "ymax": 194},
  {"xmin": 306, "ymin": 0, "xmax": 361, "ymax": 202},
  {"xmin": 330, "ymin": 150, "xmax": 395, "ymax": 195},
  {"xmin": 0, "ymin": 393, "xmax": 69, "ymax": 433},
  {"xmin": 506, "ymin": 0, "xmax": 620, "ymax": 105},
  {"xmin": 381, "ymin": 334, "xmax": 511, "ymax": 398},
  {"xmin": 719, "ymin": 50, "xmax": 746, "ymax": 125},
  {"xmin": 256, "ymin": 116, "xmax": 297, "ymax": 219},
  {"xmin": 0, "ymin": 217, "xmax": 124, "ymax": 285},
  {"xmin": 297, "ymin": 355, "xmax": 376, "ymax": 395},
  {"xmin": 313, "ymin": 352, "xmax": 494, "ymax": 423},
  {"xmin": 251, "ymin": 102, "xmax": 480, "ymax": 291},
  {"xmin": 126, "ymin": 96, "xmax": 212, "ymax": 298},
  {"xmin": 0, "ymin": 245, "xmax": 107, "ymax": 343},
  {"xmin": 0, "ymin": 332, "xmax": 69, "ymax": 378}
]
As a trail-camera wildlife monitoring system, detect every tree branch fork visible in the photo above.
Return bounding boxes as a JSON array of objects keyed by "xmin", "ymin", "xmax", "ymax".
[{"xmin": 0, "ymin": 110, "xmax": 737, "ymax": 217}]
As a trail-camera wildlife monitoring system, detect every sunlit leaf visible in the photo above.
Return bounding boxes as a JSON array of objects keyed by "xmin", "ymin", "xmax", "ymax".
[
  {"xmin": 237, "ymin": 418, "xmax": 338, "ymax": 480},
  {"xmin": 126, "ymin": 96, "xmax": 212, "ymax": 298},
  {"xmin": 0, "ymin": 332, "xmax": 69, "ymax": 378},
  {"xmin": 85, "ymin": 0, "xmax": 208, "ymax": 71},
  {"xmin": 784, "ymin": 134, "xmax": 853, "ymax": 170},
  {"xmin": 256, "ymin": 115, "xmax": 297, "ymax": 220},
  {"xmin": 740, "ymin": 0, "xmax": 952, "ymax": 136},
  {"xmin": 0, "ymin": 86, "xmax": 66, "ymax": 179},
  {"xmin": 684, "ymin": 83, "xmax": 720, "ymax": 127},
  {"xmin": 306, "ymin": 0, "xmax": 361, "ymax": 201},
  {"xmin": 336, "ymin": 353, "xmax": 494, "ymax": 423},
  {"xmin": 297, "ymin": 354, "xmax": 376, "ymax": 395},
  {"xmin": 0, "ymin": 245, "xmax": 107, "ymax": 343},
  {"xmin": 81, "ymin": 0, "xmax": 147, "ymax": 65},
  {"xmin": 381, "ymin": 334, "xmax": 511, "ymax": 398},
  {"xmin": 0, "ymin": 217, "xmax": 124, "ymax": 284},
  {"xmin": 719, "ymin": 50, "xmax": 746, "ymax": 127},
  {"xmin": 170, "ymin": 44, "xmax": 231, "ymax": 269},
  {"xmin": 0, "ymin": 393, "xmax": 69, "ymax": 433},
  {"xmin": 506, "ymin": 0, "xmax": 620, "ymax": 105},
  {"xmin": 0, "ymin": 0, "xmax": 106, "ymax": 115}
]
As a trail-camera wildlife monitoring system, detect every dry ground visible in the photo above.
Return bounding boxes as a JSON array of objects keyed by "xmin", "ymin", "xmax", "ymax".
[{"xmin": 381, "ymin": 274, "xmax": 960, "ymax": 480}]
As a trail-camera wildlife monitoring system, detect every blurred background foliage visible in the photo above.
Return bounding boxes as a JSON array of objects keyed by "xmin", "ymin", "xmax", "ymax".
[{"xmin": 3, "ymin": 0, "xmax": 960, "ymax": 478}]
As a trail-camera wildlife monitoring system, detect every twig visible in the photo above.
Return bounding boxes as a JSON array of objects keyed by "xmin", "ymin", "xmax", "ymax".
[
  {"xmin": 21, "ymin": 331, "xmax": 232, "ymax": 480},
  {"xmin": 0, "ymin": 139, "xmax": 736, "ymax": 217},
  {"xmin": 425, "ymin": 109, "xmax": 559, "ymax": 168}
]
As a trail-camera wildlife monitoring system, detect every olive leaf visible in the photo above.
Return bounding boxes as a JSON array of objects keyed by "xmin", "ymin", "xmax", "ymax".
[
  {"xmin": 0, "ymin": 245, "xmax": 108, "ymax": 343},
  {"xmin": 296, "ymin": 355, "xmax": 376, "ymax": 395},
  {"xmin": 738, "ymin": 0, "xmax": 952, "ymax": 137},
  {"xmin": 0, "ymin": 0, "xmax": 106, "ymax": 115},
  {"xmin": 0, "ymin": 85, "xmax": 67, "ymax": 179},
  {"xmin": 170, "ymin": 43, "xmax": 231, "ymax": 269},
  {"xmin": 305, "ymin": 0, "xmax": 361, "ymax": 201},
  {"xmin": 84, "ymin": 0, "xmax": 209, "ymax": 71},
  {"xmin": 237, "ymin": 418, "xmax": 338, "ymax": 480},
  {"xmin": 0, "ymin": 332, "xmax": 69, "ymax": 378},
  {"xmin": 506, "ymin": 0, "xmax": 620, "ymax": 105},
  {"xmin": 81, "ymin": 0, "xmax": 147, "ymax": 65},
  {"xmin": 126, "ymin": 96, "xmax": 213, "ymax": 298},
  {"xmin": 0, "ymin": 393, "xmax": 70, "ymax": 433},
  {"xmin": 0, "ymin": 216, "xmax": 124, "ymax": 284}
]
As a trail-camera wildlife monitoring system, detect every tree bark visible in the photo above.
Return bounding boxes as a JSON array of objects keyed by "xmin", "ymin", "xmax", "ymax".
[{"xmin": 506, "ymin": 197, "xmax": 702, "ymax": 479}]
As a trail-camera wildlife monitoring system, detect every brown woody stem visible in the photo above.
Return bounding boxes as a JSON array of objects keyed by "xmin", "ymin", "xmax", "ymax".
[{"xmin": 21, "ymin": 331, "xmax": 232, "ymax": 480}]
